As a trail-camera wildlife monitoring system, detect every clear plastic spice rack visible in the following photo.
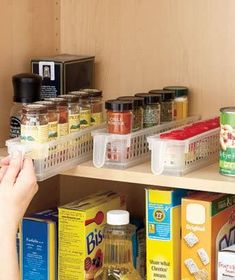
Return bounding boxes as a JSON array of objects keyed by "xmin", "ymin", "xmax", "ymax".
[
  {"xmin": 92, "ymin": 116, "xmax": 200, "ymax": 169},
  {"xmin": 6, "ymin": 124, "xmax": 105, "ymax": 181},
  {"xmin": 147, "ymin": 119, "xmax": 220, "ymax": 176}
]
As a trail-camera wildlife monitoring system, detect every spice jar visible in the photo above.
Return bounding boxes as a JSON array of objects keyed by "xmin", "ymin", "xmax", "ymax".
[
  {"xmin": 10, "ymin": 73, "xmax": 42, "ymax": 138},
  {"xmin": 70, "ymin": 91, "xmax": 91, "ymax": 128},
  {"xmin": 45, "ymin": 98, "xmax": 69, "ymax": 137},
  {"xmin": 105, "ymin": 99, "xmax": 133, "ymax": 134},
  {"xmin": 163, "ymin": 86, "xmax": 188, "ymax": 120},
  {"xmin": 135, "ymin": 93, "xmax": 161, "ymax": 128},
  {"xmin": 35, "ymin": 101, "xmax": 59, "ymax": 140},
  {"xmin": 82, "ymin": 88, "xmax": 103, "ymax": 126},
  {"xmin": 59, "ymin": 94, "xmax": 80, "ymax": 133},
  {"xmin": 21, "ymin": 104, "xmax": 48, "ymax": 143},
  {"xmin": 117, "ymin": 96, "xmax": 144, "ymax": 131},
  {"xmin": 149, "ymin": 89, "xmax": 175, "ymax": 122}
]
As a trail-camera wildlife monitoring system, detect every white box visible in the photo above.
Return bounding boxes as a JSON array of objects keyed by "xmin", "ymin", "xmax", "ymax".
[{"xmin": 218, "ymin": 245, "xmax": 235, "ymax": 280}]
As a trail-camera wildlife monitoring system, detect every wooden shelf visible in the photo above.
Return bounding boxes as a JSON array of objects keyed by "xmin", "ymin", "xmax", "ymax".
[{"xmin": 61, "ymin": 161, "xmax": 235, "ymax": 194}]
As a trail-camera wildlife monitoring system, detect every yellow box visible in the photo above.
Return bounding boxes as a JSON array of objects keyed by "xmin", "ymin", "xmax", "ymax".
[
  {"xmin": 146, "ymin": 188, "xmax": 188, "ymax": 280},
  {"xmin": 181, "ymin": 192, "xmax": 235, "ymax": 280},
  {"xmin": 58, "ymin": 191, "xmax": 126, "ymax": 280}
]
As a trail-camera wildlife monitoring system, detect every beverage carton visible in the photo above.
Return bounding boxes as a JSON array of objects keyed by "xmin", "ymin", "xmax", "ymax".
[
  {"xmin": 218, "ymin": 244, "xmax": 235, "ymax": 279},
  {"xmin": 58, "ymin": 191, "xmax": 126, "ymax": 280},
  {"xmin": 181, "ymin": 192, "xmax": 235, "ymax": 280}
]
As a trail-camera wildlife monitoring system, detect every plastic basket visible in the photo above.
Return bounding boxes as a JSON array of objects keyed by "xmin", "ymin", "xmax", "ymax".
[
  {"xmin": 147, "ymin": 125, "xmax": 220, "ymax": 176},
  {"xmin": 92, "ymin": 116, "xmax": 200, "ymax": 169},
  {"xmin": 6, "ymin": 124, "xmax": 105, "ymax": 181}
]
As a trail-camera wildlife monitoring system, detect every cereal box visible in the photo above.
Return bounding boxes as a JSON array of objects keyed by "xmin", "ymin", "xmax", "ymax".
[
  {"xmin": 20, "ymin": 209, "xmax": 58, "ymax": 280},
  {"xmin": 181, "ymin": 192, "xmax": 235, "ymax": 280},
  {"xmin": 58, "ymin": 191, "xmax": 126, "ymax": 280},
  {"xmin": 218, "ymin": 244, "xmax": 235, "ymax": 279},
  {"xmin": 146, "ymin": 188, "xmax": 188, "ymax": 280}
]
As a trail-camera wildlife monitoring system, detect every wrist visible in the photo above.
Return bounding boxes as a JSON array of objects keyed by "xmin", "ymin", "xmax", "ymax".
[{"xmin": 0, "ymin": 220, "xmax": 18, "ymax": 238}]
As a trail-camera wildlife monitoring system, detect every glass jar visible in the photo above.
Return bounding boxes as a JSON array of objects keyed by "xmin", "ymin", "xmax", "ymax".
[
  {"xmin": 149, "ymin": 89, "xmax": 175, "ymax": 122},
  {"xmin": 59, "ymin": 94, "xmax": 80, "ymax": 133},
  {"xmin": 10, "ymin": 73, "xmax": 42, "ymax": 138},
  {"xmin": 163, "ymin": 86, "xmax": 188, "ymax": 120},
  {"xmin": 70, "ymin": 91, "xmax": 91, "ymax": 128},
  {"xmin": 45, "ymin": 97, "xmax": 69, "ymax": 137},
  {"xmin": 21, "ymin": 104, "xmax": 48, "ymax": 143},
  {"xmin": 105, "ymin": 99, "xmax": 133, "ymax": 134},
  {"xmin": 35, "ymin": 101, "xmax": 59, "ymax": 140},
  {"xmin": 82, "ymin": 88, "xmax": 103, "ymax": 126},
  {"xmin": 117, "ymin": 96, "xmax": 144, "ymax": 131},
  {"xmin": 135, "ymin": 93, "xmax": 161, "ymax": 128}
]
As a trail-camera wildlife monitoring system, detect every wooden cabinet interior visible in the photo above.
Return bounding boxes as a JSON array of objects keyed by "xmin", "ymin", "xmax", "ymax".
[{"xmin": 1, "ymin": 0, "xmax": 235, "ymax": 213}]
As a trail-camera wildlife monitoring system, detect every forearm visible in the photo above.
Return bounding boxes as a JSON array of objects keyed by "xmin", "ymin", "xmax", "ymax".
[{"xmin": 0, "ymin": 224, "xmax": 20, "ymax": 280}]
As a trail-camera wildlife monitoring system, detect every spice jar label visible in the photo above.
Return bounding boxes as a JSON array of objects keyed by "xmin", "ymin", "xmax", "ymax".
[
  {"xmin": 69, "ymin": 114, "xmax": 80, "ymax": 133},
  {"xmin": 91, "ymin": 112, "xmax": 103, "ymax": 126},
  {"xmin": 21, "ymin": 124, "xmax": 49, "ymax": 143},
  {"xmin": 58, "ymin": 123, "xmax": 69, "ymax": 137},
  {"xmin": 48, "ymin": 121, "xmax": 58, "ymax": 140},
  {"xmin": 80, "ymin": 109, "xmax": 91, "ymax": 128}
]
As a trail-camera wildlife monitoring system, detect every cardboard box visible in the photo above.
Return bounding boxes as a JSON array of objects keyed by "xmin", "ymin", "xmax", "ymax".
[
  {"xmin": 146, "ymin": 188, "xmax": 188, "ymax": 280},
  {"xmin": 218, "ymin": 245, "xmax": 235, "ymax": 279},
  {"xmin": 181, "ymin": 192, "xmax": 235, "ymax": 280},
  {"xmin": 32, "ymin": 54, "xmax": 94, "ymax": 99},
  {"xmin": 58, "ymin": 191, "xmax": 126, "ymax": 280},
  {"xmin": 20, "ymin": 209, "xmax": 58, "ymax": 280}
]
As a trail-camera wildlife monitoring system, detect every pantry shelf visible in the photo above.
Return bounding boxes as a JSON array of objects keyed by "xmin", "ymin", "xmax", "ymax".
[{"xmin": 61, "ymin": 161, "xmax": 235, "ymax": 194}]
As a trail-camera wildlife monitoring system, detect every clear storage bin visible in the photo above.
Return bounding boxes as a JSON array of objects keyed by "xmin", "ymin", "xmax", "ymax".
[
  {"xmin": 92, "ymin": 116, "xmax": 200, "ymax": 169},
  {"xmin": 147, "ymin": 123, "xmax": 220, "ymax": 176},
  {"xmin": 6, "ymin": 124, "xmax": 105, "ymax": 181}
]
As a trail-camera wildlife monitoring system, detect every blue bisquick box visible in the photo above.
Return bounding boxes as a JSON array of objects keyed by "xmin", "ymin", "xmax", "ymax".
[{"xmin": 20, "ymin": 209, "xmax": 58, "ymax": 280}]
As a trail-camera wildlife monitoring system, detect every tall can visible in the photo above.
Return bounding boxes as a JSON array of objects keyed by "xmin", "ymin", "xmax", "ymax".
[{"xmin": 220, "ymin": 107, "xmax": 235, "ymax": 176}]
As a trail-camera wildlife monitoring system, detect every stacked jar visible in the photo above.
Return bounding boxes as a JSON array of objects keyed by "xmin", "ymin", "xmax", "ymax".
[
  {"xmin": 149, "ymin": 89, "xmax": 175, "ymax": 123},
  {"xmin": 163, "ymin": 86, "xmax": 188, "ymax": 120},
  {"xmin": 117, "ymin": 96, "xmax": 144, "ymax": 132},
  {"xmin": 135, "ymin": 93, "xmax": 161, "ymax": 128},
  {"xmin": 82, "ymin": 89, "xmax": 103, "ymax": 126}
]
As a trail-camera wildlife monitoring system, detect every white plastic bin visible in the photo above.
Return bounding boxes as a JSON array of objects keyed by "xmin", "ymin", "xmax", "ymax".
[
  {"xmin": 92, "ymin": 116, "xmax": 200, "ymax": 169},
  {"xmin": 147, "ymin": 126, "xmax": 220, "ymax": 176},
  {"xmin": 6, "ymin": 124, "xmax": 105, "ymax": 181}
]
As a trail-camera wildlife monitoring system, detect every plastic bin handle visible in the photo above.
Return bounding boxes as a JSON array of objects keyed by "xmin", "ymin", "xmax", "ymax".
[
  {"xmin": 93, "ymin": 134, "xmax": 108, "ymax": 168},
  {"xmin": 151, "ymin": 140, "xmax": 167, "ymax": 175}
]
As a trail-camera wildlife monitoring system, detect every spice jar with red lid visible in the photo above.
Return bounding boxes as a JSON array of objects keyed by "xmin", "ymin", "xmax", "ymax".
[{"xmin": 105, "ymin": 100, "xmax": 133, "ymax": 134}]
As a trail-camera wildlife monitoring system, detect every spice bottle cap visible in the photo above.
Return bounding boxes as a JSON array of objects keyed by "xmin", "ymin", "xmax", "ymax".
[
  {"xmin": 105, "ymin": 99, "xmax": 133, "ymax": 111},
  {"xmin": 81, "ymin": 88, "xmax": 103, "ymax": 97},
  {"xmin": 135, "ymin": 93, "xmax": 162, "ymax": 104},
  {"xmin": 69, "ymin": 91, "xmax": 90, "ymax": 100},
  {"xmin": 12, "ymin": 73, "xmax": 42, "ymax": 103},
  {"xmin": 163, "ymin": 86, "xmax": 188, "ymax": 98},
  {"xmin": 22, "ymin": 104, "xmax": 47, "ymax": 114},
  {"xmin": 117, "ymin": 96, "xmax": 144, "ymax": 107},
  {"xmin": 149, "ymin": 89, "xmax": 175, "ymax": 101},
  {"xmin": 59, "ymin": 94, "xmax": 79, "ymax": 103},
  {"xmin": 44, "ymin": 97, "xmax": 67, "ymax": 106},
  {"xmin": 35, "ymin": 101, "xmax": 57, "ymax": 110},
  {"xmin": 107, "ymin": 210, "xmax": 130, "ymax": 225}
]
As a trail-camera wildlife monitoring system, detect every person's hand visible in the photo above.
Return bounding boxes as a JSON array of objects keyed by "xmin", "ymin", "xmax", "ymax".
[{"xmin": 0, "ymin": 152, "xmax": 38, "ymax": 232}]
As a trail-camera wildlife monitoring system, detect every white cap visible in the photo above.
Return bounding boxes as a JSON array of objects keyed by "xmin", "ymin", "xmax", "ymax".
[{"xmin": 107, "ymin": 210, "xmax": 130, "ymax": 225}]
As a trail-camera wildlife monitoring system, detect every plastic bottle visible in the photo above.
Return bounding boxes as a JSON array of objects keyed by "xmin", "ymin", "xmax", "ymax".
[{"xmin": 96, "ymin": 210, "xmax": 142, "ymax": 280}]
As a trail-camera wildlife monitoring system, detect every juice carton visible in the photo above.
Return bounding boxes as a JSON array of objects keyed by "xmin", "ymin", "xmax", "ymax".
[
  {"xmin": 146, "ymin": 188, "xmax": 188, "ymax": 280},
  {"xmin": 20, "ymin": 209, "xmax": 58, "ymax": 280},
  {"xmin": 181, "ymin": 192, "xmax": 235, "ymax": 280},
  {"xmin": 58, "ymin": 191, "xmax": 126, "ymax": 280},
  {"xmin": 218, "ymin": 244, "xmax": 235, "ymax": 279}
]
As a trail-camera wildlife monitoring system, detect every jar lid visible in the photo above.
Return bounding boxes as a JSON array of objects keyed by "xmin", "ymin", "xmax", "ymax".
[
  {"xmin": 135, "ymin": 93, "xmax": 161, "ymax": 104},
  {"xmin": 107, "ymin": 210, "xmax": 130, "ymax": 225},
  {"xmin": 44, "ymin": 97, "xmax": 67, "ymax": 106},
  {"xmin": 117, "ymin": 96, "xmax": 144, "ymax": 107},
  {"xmin": 12, "ymin": 73, "xmax": 42, "ymax": 103},
  {"xmin": 82, "ymin": 88, "xmax": 103, "ymax": 97},
  {"xmin": 105, "ymin": 99, "xmax": 133, "ymax": 111},
  {"xmin": 22, "ymin": 104, "xmax": 47, "ymax": 114},
  {"xmin": 163, "ymin": 86, "xmax": 188, "ymax": 97},
  {"xmin": 35, "ymin": 101, "xmax": 57, "ymax": 110},
  {"xmin": 59, "ymin": 94, "xmax": 79, "ymax": 103},
  {"xmin": 220, "ymin": 107, "xmax": 235, "ymax": 113},
  {"xmin": 69, "ymin": 91, "xmax": 90, "ymax": 100},
  {"xmin": 149, "ymin": 89, "xmax": 175, "ymax": 101}
]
